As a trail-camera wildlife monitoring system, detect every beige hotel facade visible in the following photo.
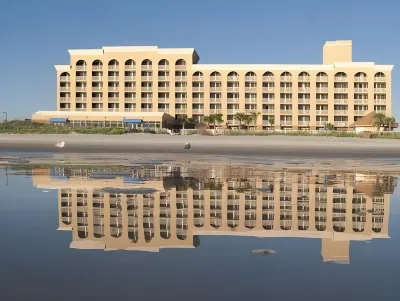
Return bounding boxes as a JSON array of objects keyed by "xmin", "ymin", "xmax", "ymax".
[{"xmin": 32, "ymin": 40, "xmax": 393, "ymax": 130}]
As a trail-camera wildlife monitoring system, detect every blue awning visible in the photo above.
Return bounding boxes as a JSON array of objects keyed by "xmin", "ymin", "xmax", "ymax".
[
  {"xmin": 123, "ymin": 119, "xmax": 143, "ymax": 124},
  {"xmin": 49, "ymin": 118, "xmax": 68, "ymax": 123}
]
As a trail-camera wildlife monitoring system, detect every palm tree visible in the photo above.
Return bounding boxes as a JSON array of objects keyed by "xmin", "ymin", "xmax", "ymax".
[
  {"xmin": 251, "ymin": 112, "xmax": 261, "ymax": 130},
  {"xmin": 244, "ymin": 115, "xmax": 253, "ymax": 130},
  {"xmin": 203, "ymin": 115, "xmax": 213, "ymax": 129},
  {"xmin": 374, "ymin": 113, "xmax": 386, "ymax": 131},
  {"xmin": 178, "ymin": 115, "xmax": 189, "ymax": 130},
  {"xmin": 235, "ymin": 113, "xmax": 246, "ymax": 129},
  {"xmin": 385, "ymin": 116, "xmax": 396, "ymax": 131},
  {"xmin": 215, "ymin": 113, "xmax": 224, "ymax": 129},
  {"xmin": 268, "ymin": 116, "xmax": 275, "ymax": 129}
]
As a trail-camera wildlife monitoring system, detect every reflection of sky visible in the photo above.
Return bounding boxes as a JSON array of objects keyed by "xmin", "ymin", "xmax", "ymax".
[{"xmin": 1, "ymin": 168, "xmax": 400, "ymax": 300}]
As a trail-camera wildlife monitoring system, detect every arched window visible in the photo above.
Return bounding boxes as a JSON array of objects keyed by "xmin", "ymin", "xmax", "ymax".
[
  {"xmin": 263, "ymin": 71, "xmax": 274, "ymax": 81},
  {"xmin": 92, "ymin": 60, "xmax": 103, "ymax": 70},
  {"xmin": 281, "ymin": 72, "xmax": 292, "ymax": 81},
  {"xmin": 355, "ymin": 72, "xmax": 367, "ymax": 82},
  {"xmin": 176, "ymin": 59, "xmax": 186, "ymax": 66},
  {"xmin": 141, "ymin": 59, "xmax": 152, "ymax": 70},
  {"xmin": 334, "ymin": 72, "xmax": 347, "ymax": 81},
  {"xmin": 299, "ymin": 71, "xmax": 310, "ymax": 81},
  {"xmin": 125, "ymin": 59, "xmax": 135, "ymax": 70},
  {"xmin": 108, "ymin": 59, "xmax": 119, "ymax": 70},
  {"xmin": 158, "ymin": 59, "xmax": 169, "ymax": 67},
  {"xmin": 193, "ymin": 71, "xmax": 203, "ymax": 77},
  {"xmin": 316, "ymin": 224, "xmax": 326, "ymax": 231},
  {"xmin": 316, "ymin": 72, "xmax": 328, "ymax": 82},
  {"xmin": 76, "ymin": 60, "xmax": 86, "ymax": 71},
  {"xmin": 227, "ymin": 71, "xmax": 239, "ymax": 81},
  {"xmin": 333, "ymin": 225, "xmax": 345, "ymax": 232},
  {"xmin": 245, "ymin": 71, "xmax": 257, "ymax": 81},
  {"xmin": 374, "ymin": 72, "xmax": 386, "ymax": 81},
  {"xmin": 60, "ymin": 72, "xmax": 70, "ymax": 81},
  {"xmin": 210, "ymin": 71, "xmax": 221, "ymax": 81}
]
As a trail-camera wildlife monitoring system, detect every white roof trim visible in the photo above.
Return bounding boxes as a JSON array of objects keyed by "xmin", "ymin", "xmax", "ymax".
[
  {"xmin": 54, "ymin": 65, "xmax": 71, "ymax": 71},
  {"xmin": 192, "ymin": 64, "xmax": 335, "ymax": 71},
  {"xmin": 68, "ymin": 49, "xmax": 104, "ymax": 55},
  {"xmin": 35, "ymin": 111, "xmax": 166, "ymax": 117}
]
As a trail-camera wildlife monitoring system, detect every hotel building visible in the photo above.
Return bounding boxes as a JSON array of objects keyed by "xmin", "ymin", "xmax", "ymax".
[
  {"xmin": 32, "ymin": 40, "xmax": 393, "ymax": 130},
  {"xmin": 32, "ymin": 165, "xmax": 395, "ymax": 263}
]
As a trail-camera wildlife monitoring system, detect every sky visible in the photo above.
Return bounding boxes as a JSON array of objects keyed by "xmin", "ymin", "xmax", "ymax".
[{"xmin": 0, "ymin": 0, "xmax": 399, "ymax": 120}]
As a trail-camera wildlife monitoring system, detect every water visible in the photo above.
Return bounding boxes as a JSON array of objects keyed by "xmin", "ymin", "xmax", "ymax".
[{"xmin": 1, "ymin": 164, "xmax": 400, "ymax": 300}]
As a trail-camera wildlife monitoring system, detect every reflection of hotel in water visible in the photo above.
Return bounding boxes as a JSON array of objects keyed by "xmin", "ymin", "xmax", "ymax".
[{"xmin": 33, "ymin": 165, "xmax": 396, "ymax": 264}]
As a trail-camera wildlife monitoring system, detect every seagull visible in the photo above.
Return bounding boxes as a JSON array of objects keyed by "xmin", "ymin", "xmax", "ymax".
[
  {"xmin": 184, "ymin": 143, "xmax": 191, "ymax": 150},
  {"xmin": 55, "ymin": 141, "xmax": 65, "ymax": 148}
]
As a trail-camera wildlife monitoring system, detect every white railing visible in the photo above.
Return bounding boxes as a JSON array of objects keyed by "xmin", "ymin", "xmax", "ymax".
[
  {"xmin": 298, "ymin": 120, "xmax": 310, "ymax": 125},
  {"xmin": 210, "ymin": 76, "xmax": 222, "ymax": 81},
  {"xmin": 334, "ymin": 121, "xmax": 346, "ymax": 127},
  {"xmin": 374, "ymin": 99, "xmax": 386, "ymax": 105},
  {"xmin": 76, "ymin": 66, "xmax": 86, "ymax": 71},
  {"xmin": 334, "ymin": 110, "xmax": 348, "ymax": 115},
  {"xmin": 227, "ymin": 76, "xmax": 240, "ymax": 81},
  {"xmin": 262, "ymin": 87, "xmax": 274, "ymax": 92},
  {"xmin": 193, "ymin": 76, "xmax": 204, "ymax": 81},
  {"xmin": 92, "ymin": 97, "xmax": 103, "ymax": 102},
  {"xmin": 262, "ymin": 98, "xmax": 275, "ymax": 103},
  {"xmin": 76, "ymin": 76, "xmax": 87, "ymax": 81},
  {"xmin": 316, "ymin": 121, "xmax": 328, "ymax": 126},
  {"xmin": 124, "ymin": 76, "xmax": 135, "ymax": 81},
  {"xmin": 316, "ymin": 110, "xmax": 328, "ymax": 115},
  {"xmin": 108, "ymin": 65, "xmax": 119, "ymax": 70},
  {"xmin": 374, "ymin": 77, "xmax": 386, "ymax": 82},
  {"xmin": 298, "ymin": 98, "xmax": 310, "ymax": 104},
  {"xmin": 334, "ymin": 88, "xmax": 348, "ymax": 93},
  {"xmin": 193, "ymin": 98, "xmax": 204, "ymax": 103},
  {"xmin": 76, "ymin": 87, "xmax": 87, "ymax": 92},
  {"xmin": 157, "ymin": 98, "xmax": 169, "ymax": 103},
  {"xmin": 334, "ymin": 99, "xmax": 348, "ymax": 104},
  {"xmin": 192, "ymin": 109, "xmax": 204, "ymax": 114},
  {"xmin": 141, "ymin": 86, "xmax": 153, "ymax": 92},
  {"xmin": 92, "ymin": 76, "xmax": 103, "ymax": 81},
  {"xmin": 227, "ymin": 109, "xmax": 240, "ymax": 114},
  {"xmin": 108, "ymin": 87, "xmax": 119, "ymax": 91},
  {"xmin": 374, "ymin": 88, "xmax": 386, "ymax": 93},
  {"xmin": 355, "ymin": 110, "xmax": 368, "ymax": 115},
  {"xmin": 92, "ymin": 108, "xmax": 103, "ymax": 111},
  {"xmin": 108, "ymin": 76, "xmax": 119, "ymax": 81},
  {"xmin": 158, "ymin": 65, "xmax": 169, "ymax": 70},
  {"xmin": 317, "ymin": 76, "xmax": 328, "ymax": 82},
  {"xmin": 141, "ymin": 108, "xmax": 153, "ymax": 112},
  {"xmin": 60, "ymin": 87, "xmax": 70, "ymax": 92},
  {"xmin": 60, "ymin": 76, "xmax": 70, "ymax": 81},
  {"xmin": 245, "ymin": 98, "xmax": 257, "ymax": 103},
  {"xmin": 192, "ymin": 86, "xmax": 204, "ymax": 92},
  {"xmin": 210, "ymin": 87, "xmax": 222, "ymax": 92},
  {"xmin": 334, "ymin": 77, "xmax": 347, "ymax": 82},
  {"xmin": 175, "ymin": 65, "xmax": 187, "ymax": 70},
  {"xmin": 354, "ymin": 88, "xmax": 368, "ymax": 93},
  {"xmin": 227, "ymin": 120, "xmax": 240, "ymax": 125},
  {"xmin": 108, "ymin": 108, "xmax": 119, "ymax": 112},
  {"xmin": 108, "ymin": 97, "xmax": 119, "ymax": 102},
  {"xmin": 210, "ymin": 98, "xmax": 221, "ymax": 103},
  {"xmin": 124, "ymin": 108, "xmax": 135, "ymax": 112},
  {"xmin": 245, "ymin": 76, "xmax": 257, "ymax": 81},
  {"xmin": 316, "ymin": 98, "xmax": 329, "ymax": 103},
  {"xmin": 158, "ymin": 76, "xmax": 169, "ymax": 81},
  {"xmin": 227, "ymin": 87, "xmax": 239, "ymax": 92},
  {"xmin": 280, "ymin": 120, "xmax": 292, "ymax": 125},
  {"xmin": 76, "ymin": 108, "xmax": 87, "ymax": 111},
  {"xmin": 354, "ymin": 99, "xmax": 367, "ymax": 104},
  {"xmin": 262, "ymin": 120, "xmax": 273, "ymax": 125},
  {"xmin": 59, "ymin": 108, "xmax": 70, "ymax": 111},
  {"xmin": 124, "ymin": 97, "xmax": 136, "ymax": 102},
  {"xmin": 280, "ymin": 76, "xmax": 292, "ymax": 81},
  {"xmin": 298, "ymin": 110, "xmax": 310, "ymax": 115},
  {"xmin": 175, "ymin": 98, "xmax": 187, "ymax": 103},
  {"xmin": 175, "ymin": 109, "xmax": 187, "ymax": 114},
  {"xmin": 280, "ymin": 98, "xmax": 292, "ymax": 103},
  {"xmin": 141, "ymin": 65, "xmax": 152, "ymax": 70},
  {"xmin": 280, "ymin": 87, "xmax": 292, "ymax": 92},
  {"xmin": 76, "ymin": 97, "xmax": 87, "ymax": 102},
  {"xmin": 262, "ymin": 109, "xmax": 275, "ymax": 114},
  {"xmin": 175, "ymin": 87, "xmax": 187, "ymax": 92},
  {"xmin": 354, "ymin": 77, "xmax": 368, "ymax": 82},
  {"xmin": 298, "ymin": 87, "xmax": 310, "ymax": 93},
  {"xmin": 92, "ymin": 86, "xmax": 103, "ymax": 91},
  {"xmin": 60, "ymin": 97, "xmax": 70, "ymax": 102},
  {"xmin": 125, "ymin": 87, "xmax": 135, "ymax": 92},
  {"xmin": 316, "ymin": 87, "xmax": 328, "ymax": 93},
  {"xmin": 158, "ymin": 87, "xmax": 169, "ymax": 92},
  {"xmin": 245, "ymin": 87, "xmax": 257, "ymax": 92},
  {"xmin": 298, "ymin": 76, "xmax": 310, "ymax": 82},
  {"xmin": 227, "ymin": 98, "xmax": 239, "ymax": 103},
  {"xmin": 175, "ymin": 76, "xmax": 187, "ymax": 81},
  {"xmin": 141, "ymin": 98, "xmax": 153, "ymax": 102},
  {"xmin": 158, "ymin": 108, "xmax": 169, "ymax": 112},
  {"xmin": 92, "ymin": 65, "xmax": 103, "ymax": 70},
  {"xmin": 125, "ymin": 65, "xmax": 135, "ymax": 70},
  {"xmin": 280, "ymin": 110, "xmax": 292, "ymax": 115},
  {"xmin": 262, "ymin": 76, "xmax": 274, "ymax": 81},
  {"xmin": 141, "ymin": 76, "xmax": 152, "ymax": 81}
]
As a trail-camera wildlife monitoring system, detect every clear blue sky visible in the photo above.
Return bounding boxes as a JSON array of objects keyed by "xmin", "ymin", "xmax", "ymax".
[{"xmin": 0, "ymin": 0, "xmax": 398, "ymax": 120}]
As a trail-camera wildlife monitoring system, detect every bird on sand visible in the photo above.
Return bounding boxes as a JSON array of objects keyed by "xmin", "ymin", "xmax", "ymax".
[
  {"xmin": 184, "ymin": 142, "xmax": 191, "ymax": 150},
  {"xmin": 55, "ymin": 141, "xmax": 66, "ymax": 161}
]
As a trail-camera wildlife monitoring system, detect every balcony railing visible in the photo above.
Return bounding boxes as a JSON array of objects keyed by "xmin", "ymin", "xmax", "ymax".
[
  {"xmin": 334, "ymin": 121, "xmax": 346, "ymax": 127},
  {"xmin": 75, "ymin": 97, "xmax": 87, "ymax": 102},
  {"xmin": 316, "ymin": 98, "xmax": 329, "ymax": 103},
  {"xmin": 175, "ymin": 87, "xmax": 187, "ymax": 92},
  {"xmin": 92, "ymin": 108, "xmax": 103, "ymax": 111},
  {"xmin": 280, "ymin": 76, "xmax": 292, "ymax": 81},
  {"xmin": 175, "ymin": 76, "xmax": 187, "ymax": 81},
  {"xmin": 210, "ymin": 76, "xmax": 222, "ymax": 82},
  {"xmin": 227, "ymin": 120, "xmax": 240, "ymax": 126},
  {"xmin": 227, "ymin": 98, "xmax": 239, "ymax": 103},
  {"xmin": 245, "ymin": 76, "xmax": 257, "ymax": 81},
  {"xmin": 175, "ymin": 98, "xmax": 187, "ymax": 103},
  {"xmin": 334, "ymin": 77, "xmax": 347, "ymax": 82},
  {"xmin": 262, "ymin": 109, "xmax": 275, "ymax": 114},
  {"xmin": 210, "ymin": 98, "xmax": 221, "ymax": 103},
  {"xmin": 375, "ymin": 110, "xmax": 386, "ymax": 114},
  {"xmin": 227, "ymin": 87, "xmax": 239, "ymax": 92},
  {"xmin": 76, "ymin": 108, "xmax": 87, "ymax": 111},
  {"xmin": 262, "ymin": 76, "xmax": 274, "ymax": 81},
  {"xmin": 158, "ymin": 76, "xmax": 169, "ymax": 81},
  {"xmin": 124, "ymin": 76, "xmax": 135, "ymax": 81},
  {"xmin": 192, "ymin": 86, "xmax": 204, "ymax": 92},
  {"xmin": 298, "ymin": 76, "xmax": 310, "ymax": 82},
  {"xmin": 92, "ymin": 76, "xmax": 103, "ymax": 81},
  {"xmin": 280, "ymin": 120, "xmax": 292, "ymax": 125},
  {"xmin": 355, "ymin": 110, "xmax": 368, "ymax": 116},
  {"xmin": 158, "ymin": 108, "xmax": 169, "ymax": 112},
  {"xmin": 374, "ymin": 77, "xmax": 386, "ymax": 82},
  {"xmin": 334, "ymin": 99, "xmax": 348, "ymax": 104},
  {"xmin": 108, "ymin": 108, "xmax": 119, "ymax": 112},
  {"xmin": 60, "ymin": 97, "xmax": 70, "ymax": 102},
  {"xmin": 245, "ymin": 87, "xmax": 257, "ymax": 92},
  {"xmin": 280, "ymin": 110, "xmax": 292, "ymax": 115},
  {"xmin": 354, "ymin": 77, "xmax": 368, "ymax": 82},
  {"xmin": 175, "ymin": 65, "xmax": 187, "ymax": 70},
  {"xmin": 316, "ymin": 121, "xmax": 328, "ymax": 126},
  {"xmin": 92, "ymin": 97, "xmax": 103, "ymax": 102},
  {"xmin": 374, "ymin": 99, "xmax": 386, "ymax": 105},
  {"xmin": 298, "ymin": 87, "xmax": 310, "ymax": 93},
  {"xmin": 192, "ymin": 109, "xmax": 204, "ymax": 114},
  {"xmin": 280, "ymin": 87, "xmax": 292, "ymax": 92},
  {"xmin": 60, "ymin": 76, "xmax": 70, "ymax": 81},
  {"xmin": 76, "ymin": 66, "xmax": 86, "ymax": 71},
  {"xmin": 316, "ymin": 110, "xmax": 328, "ymax": 115},
  {"xmin": 108, "ymin": 65, "xmax": 119, "ymax": 71},
  {"xmin": 175, "ymin": 109, "xmax": 187, "ymax": 114},
  {"xmin": 227, "ymin": 109, "xmax": 240, "ymax": 114},
  {"xmin": 60, "ymin": 87, "xmax": 70, "ymax": 92},
  {"xmin": 262, "ymin": 120, "xmax": 273, "ymax": 126},
  {"xmin": 76, "ymin": 76, "xmax": 87, "ymax": 81},
  {"xmin": 59, "ymin": 108, "xmax": 71, "ymax": 111},
  {"xmin": 92, "ymin": 86, "xmax": 103, "ymax": 91},
  {"xmin": 125, "ymin": 64, "xmax": 135, "ymax": 70},
  {"xmin": 158, "ymin": 87, "xmax": 169, "ymax": 92},
  {"xmin": 210, "ymin": 87, "xmax": 222, "ymax": 92},
  {"xmin": 354, "ymin": 99, "xmax": 368, "ymax": 105},
  {"xmin": 157, "ymin": 98, "xmax": 169, "ymax": 103},
  {"xmin": 316, "ymin": 87, "xmax": 328, "ymax": 93},
  {"xmin": 227, "ymin": 76, "xmax": 239, "ymax": 81},
  {"xmin": 141, "ymin": 76, "xmax": 153, "ymax": 81},
  {"xmin": 124, "ymin": 108, "xmax": 135, "ymax": 112},
  {"xmin": 158, "ymin": 65, "xmax": 169, "ymax": 70},
  {"xmin": 108, "ymin": 97, "xmax": 119, "ymax": 102},
  {"xmin": 298, "ymin": 98, "xmax": 310, "ymax": 104},
  {"xmin": 141, "ymin": 65, "xmax": 152, "ymax": 70},
  {"xmin": 334, "ymin": 88, "xmax": 348, "ymax": 93},
  {"xmin": 108, "ymin": 76, "xmax": 119, "ymax": 81},
  {"xmin": 141, "ymin": 98, "xmax": 153, "ymax": 102},
  {"xmin": 334, "ymin": 110, "xmax": 348, "ymax": 115},
  {"xmin": 193, "ymin": 76, "xmax": 204, "ymax": 81},
  {"xmin": 298, "ymin": 110, "xmax": 310, "ymax": 115},
  {"xmin": 280, "ymin": 98, "xmax": 292, "ymax": 104},
  {"xmin": 193, "ymin": 98, "xmax": 204, "ymax": 103},
  {"xmin": 317, "ymin": 76, "xmax": 328, "ymax": 82},
  {"xmin": 374, "ymin": 88, "xmax": 386, "ymax": 93},
  {"xmin": 141, "ymin": 108, "xmax": 153, "ymax": 112},
  {"xmin": 92, "ymin": 65, "xmax": 103, "ymax": 71},
  {"xmin": 262, "ymin": 98, "xmax": 275, "ymax": 104},
  {"xmin": 141, "ymin": 86, "xmax": 153, "ymax": 92},
  {"xmin": 262, "ymin": 87, "xmax": 274, "ymax": 92},
  {"xmin": 245, "ymin": 98, "xmax": 257, "ymax": 103},
  {"xmin": 354, "ymin": 88, "xmax": 368, "ymax": 93},
  {"xmin": 210, "ymin": 109, "xmax": 222, "ymax": 114},
  {"xmin": 124, "ymin": 97, "xmax": 136, "ymax": 102},
  {"xmin": 298, "ymin": 120, "xmax": 310, "ymax": 126},
  {"xmin": 76, "ymin": 87, "xmax": 87, "ymax": 92},
  {"xmin": 125, "ymin": 87, "xmax": 135, "ymax": 92},
  {"xmin": 108, "ymin": 87, "xmax": 119, "ymax": 92}
]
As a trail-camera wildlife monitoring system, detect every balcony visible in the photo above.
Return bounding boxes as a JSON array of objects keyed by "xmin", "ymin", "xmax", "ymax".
[
  {"xmin": 334, "ymin": 110, "xmax": 348, "ymax": 115},
  {"xmin": 316, "ymin": 121, "xmax": 328, "ymax": 126},
  {"xmin": 298, "ymin": 120, "xmax": 310, "ymax": 126},
  {"xmin": 262, "ymin": 120, "xmax": 273, "ymax": 126},
  {"xmin": 280, "ymin": 76, "xmax": 292, "ymax": 82},
  {"xmin": 192, "ymin": 109, "xmax": 204, "ymax": 114},
  {"xmin": 298, "ymin": 110, "xmax": 310, "ymax": 115},
  {"xmin": 227, "ymin": 120, "xmax": 240, "ymax": 126},
  {"xmin": 92, "ymin": 97, "xmax": 103, "ymax": 102},
  {"xmin": 227, "ymin": 87, "xmax": 239, "ymax": 92},
  {"xmin": 92, "ymin": 76, "xmax": 103, "ymax": 81},
  {"xmin": 59, "ymin": 108, "xmax": 70, "ymax": 111},
  {"xmin": 280, "ymin": 87, "xmax": 292, "ymax": 92},
  {"xmin": 262, "ymin": 109, "xmax": 275, "ymax": 114},
  {"xmin": 354, "ymin": 99, "xmax": 368, "ymax": 105},
  {"xmin": 124, "ymin": 108, "xmax": 135, "ymax": 112},
  {"xmin": 374, "ymin": 88, "xmax": 386, "ymax": 93},
  {"xmin": 334, "ymin": 121, "xmax": 346, "ymax": 127},
  {"xmin": 210, "ymin": 86, "xmax": 222, "ymax": 92},
  {"xmin": 375, "ymin": 110, "xmax": 386, "ymax": 115},
  {"xmin": 192, "ymin": 86, "xmax": 204, "ymax": 92},
  {"xmin": 175, "ymin": 98, "xmax": 187, "ymax": 103},
  {"xmin": 245, "ymin": 98, "xmax": 257, "ymax": 103},
  {"xmin": 60, "ymin": 76, "xmax": 70, "ymax": 81},
  {"xmin": 108, "ymin": 97, "xmax": 119, "ymax": 102},
  {"xmin": 354, "ymin": 88, "xmax": 368, "ymax": 93},
  {"xmin": 245, "ymin": 76, "xmax": 257, "ymax": 81},
  {"xmin": 124, "ymin": 97, "xmax": 136, "ymax": 102},
  {"xmin": 76, "ymin": 108, "xmax": 87, "ymax": 111},
  {"xmin": 141, "ymin": 86, "xmax": 153, "ymax": 92},
  {"xmin": 280, "ymin": 110, "xmax": 292, "ymax": 115},
  {"xmin": 92, "ymin": 108, "xmax": 103, "ymax": 111},
  {"xmin": 316, "ymin": 98, "xmax": 329, "ymax": 103},
  {"xmin": 175, "ymin": 87, "xmax": 187, "ymax": 92},
  {"xmin": 374, "ymin": 77, "xmax": 386, "ymax": 82},
  {"xmin": 158, "ymin": 86, "xmax": 169, "ymax": 92},
  {"xmin": 141, "ymin": 108, "xmax": 153, "ymax": 112},
  {"xmin": 125, "ymin": 87, "xmax": 135, "ymax": 92},
  {"xmin": 141, "ymin": 76, "xmax": 152, "ymax": 81},
  {"xmin": 354, "ymin": 77, "xmax": 368, "ymax": 82},
  {"xmin": 60, "ymin": 97, "xmax": 70, "ymax": 102},
  {"xmin": 262, "ymin": 87, "xmax": 274, "ymax": 92},
  {"xmin": 355, "ymin": 110, "xmax": 368, "ymax": 116},
  {"xmin": 227, "ymin": 76, "xmax": 239, "ymax": 81},
  {"xmin": 193, "ymin": 98, "xmax": 204, "ymax": 103},
  {"xmin": 334, "ymin": 77, "xmax": 347, "ymax": 82},
  {"xmin": 262, "ymin": 98, "xmax": 275, "ymax": 104},
  {"xmin": 92, "ymin": 86, "xmax": 103, "ymax": 91},
  {"xmin": 108, "ymin": 87, "xmax": 119, "ymax": 92},
  {"xmin": 298, "ymin": 87, "xmax": 310, "ymax": 93},
  {"xmin": 245, "ymin": 87, "xmax": 257, "ymax": 92},
  {"xmin": 280, "ymin": 98, "xmax": 292, "ymax": 104},
  {"xmin": 316, "ymin": 110, "xmax": 328, "ymax": 115},
  {"xmin": 124, "ymin": 76, "xmax": 135, "ymax": 81},
  {"xmin": 175, "ymin": 76, "xmax": 187, "ymax": 81},
  {"xmin": 158, "ymin": 76, "xmax": 169, "ymax": 81},
  {"xmin": 141, "ymin": 65, "xmax": 152, "ymax": 70},
  {"xmin": 157, "ymin": 98, "xmax": 169, "ymax": 103},
  {"xmin": 262, "ymin": 76, "xmax": 274, "ymax": 81},
  {"xmin": 210, "ymin": 109, "xmax": 222, "ymax": 114},
  {"xmin": 158, "ymin": 65, "xmax": 169, "ymax": 70},
  {"xmin": 374, "ymin": 99, "xmax": 386, "ymax": 105},
  {"xmin": 210, "ymin": 76, "xmax": 222, "ymax": 81},
  {"xmin": 210, "ymin": 98, "xmax": 221, "ymax": 103},
  {"xmin": 60, "ymin": 87, "xmax": 70, "ymax": 92},
  {"xmin": 317, "ymin": 76, "xmax": 328, "ymax": 82},
  {"xmin": 334, "ymin": 88, "xmax": 348, "ymax": 93},
  {"xmin": 108, "ymin": 65, "xmax": 119, "ymax": 71},
  {"xmin": 316, "ymin": 87, "xmax": 328, "ymax": 93},
  {"xmin": 76, "ymin": 76, "xmax": 87, "ymax": 81},
  {"xmin": 280, "ymin": 120, "xmax": 292, "ymax": 126},
  {"xmin": 108, "ymin": 108, "xmax": 119, "ymax": 112},
  {"xmin": 298, "ymin": 98, "xmax": 310, "ymax": 104},
  {"xmin": 227, "ymin": 109, "xmax": 240, "ymax": 114},
  {"xmin": 298, "ymin": 76, "xmax": 310, "ymax": 82},
  {"xmin": 141, "ymin": 98, "xmax": 153, "ymax": 103},
  {"xmin": 175, "ymin": 65, "xmax": 187, "ymax": 70},
  {"xmin": 193, "ymin": 76, "xmax": 204, "ymax": 81},
  {"xmin": 175, "ymin": 109, "xmax": 187, "ymax": 114},
  {"xmin": 158, "ymin": 108, "xmax": 170, "ymax": 113},
  {"xmin": 334, "ymin": 99, "xmax": 348, "ymax": 104},
  {"xmin": 75, "ymin": 97, "xmax": 87, "ymax": 102},
  {"xmin": 76, "ymin": 66, "xmax": 86, "ymax": 71},
  {"xmin": 108, "ymin": 76, "xmax": 119, "ymax": 81},
  {"xmin": 227, "ymin": 98, "xmax": 239, "ymax": 103}
]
